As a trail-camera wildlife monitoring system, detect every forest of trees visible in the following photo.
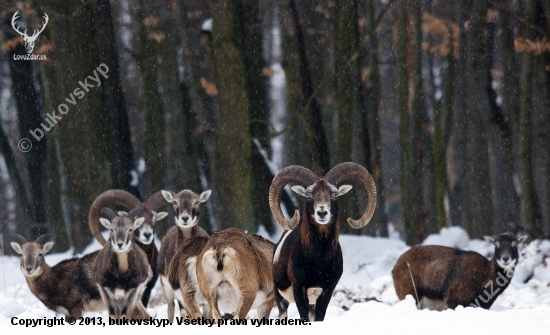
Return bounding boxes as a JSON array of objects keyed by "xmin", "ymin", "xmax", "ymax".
[{"xmin": 0, "ymin": 0, "xmax": 549, "ymax": 253}]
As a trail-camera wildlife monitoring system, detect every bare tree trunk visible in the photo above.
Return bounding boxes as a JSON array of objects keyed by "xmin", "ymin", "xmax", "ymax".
[
  {"xmin": 517, "ymin": 0, "xmax": 537, "ymax": 234},
  {"xmin": 485, "ymin": 19, "xmax": 517, "ymax": 233},
  {"xmin": 533, "ymin": 55, "xmax": 550, "ymax": 237},
  {"xmin": 241, "ymin": 0, "xmax": 275, "ymax": 234},
  {"xmin": 464, "ymin": 0, "xmax": 495, "ymax": 238},
  {"xmin": 449, "ymin": 0, "xmax": 468, "ymax": 228},
  {"xmin": 333, "ymin": 0, "xmax": 363, "ymax": 234},
  {"xmin": 134, "ymin": 0, "xmax": 167, "ymax": 200},
  {"xmin": 93, "ymin": 0, "xmax": 140, "ymax": 198},
  {"xmin": 278, "ymin": 0, "xmax": 330, "ymax": 175},
  {"xmin": 209, "ymin": 0, "xmax": 255, "ymax": 231},
  {"xmin": 3, "ymin": 11, "xmax": 46, "ymax": 238},
  {"xmin": 363, "ymin": 0, "xmax": 388, "ymax": 236},
  {"xmin": 411, "ymin": 0, "xmax": 436, "ymax": 238},
  {"xmin": 32, "ymin": 1, "xmax": 112, "ymax": 252},
  {"xmin": 397, "ymin": 0, "xmax": 415, "ymax": 245},
  {"xmin": 539, "ymin": 0, "xmax": 550, "ymax": 236}
]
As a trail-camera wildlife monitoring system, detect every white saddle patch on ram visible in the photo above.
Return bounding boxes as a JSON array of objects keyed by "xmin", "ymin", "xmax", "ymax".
[{"xmin": 273, "ymin": 230, "xmax": 291, "ymax": 263}]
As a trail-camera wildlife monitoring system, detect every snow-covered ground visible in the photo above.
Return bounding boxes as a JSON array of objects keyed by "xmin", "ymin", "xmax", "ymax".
[{"xmin": 1, "ymin": 226, "xmax": 550, "ymax": 334}]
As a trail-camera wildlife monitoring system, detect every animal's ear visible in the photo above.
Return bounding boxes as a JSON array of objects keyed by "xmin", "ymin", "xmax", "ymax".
[
  {"xmin": 10, "ymin": 242, "xmax": 22, "ymax": 254},
  {"xmin": 484, "ymin": 236, "xmax": 495, "ymax": 244},
  {"xmin": 155, "ymin": 211, "xmax": 168, "ymax": 221},
  {"xmin": 200, "ymin": 190, "xmax": 212, "ymax": 203},
  {"xmin": 161, "ymin": 190, "xmax": 174, "ymax": 203},
  {"xmin": 336, "ymin": 185, "xmax": 353, "ymax": 197},
  {"xmin": 133, "ymin": 217, "xmax": 145, "ymax": 229},
  {"xmin": 518, "ymin": 235, "xmax": 528, "ymax": 244},
  {"xmin": 42, "ymin": 241, "xmax": 54, "ymax": 254},
  {"xmin": 99, "ymin": 218, "xmax": 111, "ymax": 229},
  {"xmin": 117, "ymin": 211, "xmax": 128, "ymax": 216},
  {"xmin": 291, "ymin": 185, "xmax": 308, "ymax": 197}
]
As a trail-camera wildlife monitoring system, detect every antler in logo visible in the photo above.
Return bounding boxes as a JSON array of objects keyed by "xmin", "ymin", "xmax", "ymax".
[{"xmin": 11, "ymin": 11, "xmax": 49, "ymax": 54}]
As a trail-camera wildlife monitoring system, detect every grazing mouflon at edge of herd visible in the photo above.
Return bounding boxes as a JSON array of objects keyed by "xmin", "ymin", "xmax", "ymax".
[{"xmin": 10, "ymin": 161, "xmax": 526, "ymax": 321}]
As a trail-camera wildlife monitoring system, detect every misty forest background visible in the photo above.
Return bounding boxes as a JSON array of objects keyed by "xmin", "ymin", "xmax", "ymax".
[{"xmin": 0, "ymin": 0, "xmax": 549, "ymax": 254}]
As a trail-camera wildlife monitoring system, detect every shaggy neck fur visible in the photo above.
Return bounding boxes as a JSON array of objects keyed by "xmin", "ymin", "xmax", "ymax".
[
  {"xmin": 300, "ymin": 209, "xmax": 340, "ymax": 256},
  {"xmin": 491, "ymin": 257, "xmax": 515, "ymax": 284},
  {"xmin": 176, "ymin": 223, "xmax": 200, "ymax": 246},
  {"xmin": 114, "ymin": 247, "xmax": 132, "ymax": 272}
]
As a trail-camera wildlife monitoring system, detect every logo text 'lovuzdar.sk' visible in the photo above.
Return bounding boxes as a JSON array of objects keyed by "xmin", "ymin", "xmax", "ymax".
[{"xmin": 11, "ymin": 10, "xmax": 48, "ymax": 59}]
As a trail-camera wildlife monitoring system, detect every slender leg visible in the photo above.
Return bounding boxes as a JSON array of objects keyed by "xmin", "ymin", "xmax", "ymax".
[
  {"xmin": 313, "ymin": 287, "xmax": 335, "ymax": 321},
  {"xmin": 182, "ymin": 286, "xmax": 202, "ymax": 319},
  {"xmin": 234, "ymin": 289, "xmax": 255, "ymax": 320},
  {"xmin": 275, "ymin": 289, "xmax": 289, "ymax": 319},
  {"xmin": 161, "ymin": 280, "xmax": 176, "ymax": 323},
  {"xmin": 293, "ymin": 286, "xmax": 309, "ymax": 320},
  {"xmin": 204, "ymin": 289, "xmax": 222, "ymax": 320},
  {"xmin": 308, "ymin": 305, "xmax": 315, "ymax": 322}
]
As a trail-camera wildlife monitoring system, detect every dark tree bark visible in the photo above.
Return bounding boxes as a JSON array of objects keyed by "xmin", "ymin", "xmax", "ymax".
[
  {"xmin": 449, "ymin": 0, "xmax": 469, "ymax": 229},
  {"xmin": 279, "ymin": 0, "xmax": 330, "ymax": 175},
  {"xmin": 3, "ymin": 10, "xmax": 47, "ymax": 238},
  {"xmin": 133, "ymin": 0, "xmax": 167, "ymax": 200},
  {"xmin": 517, "ymin": 0, "xmax": 537, "ymax": 234},
  {"xmin": 93, "ymin": 0, "xmax": 140, "ymax": 198},
  {"xmin": 363, "ymin": 0, "xmax": 388, "ymax": 237},
  {"xmin": 464, "ymin": 0, "xmax": 495, "ymax": 238},
  {"xmin": 209, "ymin": 0, "xmax": 255, "ymax": 231},
  {"xmin": 31, "ymin": 1, "xmax": 113, "ymax": 252},
  {"xmin": 241, "ymin": 0, "xmax": 276, "ymax": 234},
  {"xmin": 397, "ymin": 0, "xmax": 415, "ymax": 245},
  {"xmin": 485, "ymin": 20, "xmax": 517, "ymax": 233}
]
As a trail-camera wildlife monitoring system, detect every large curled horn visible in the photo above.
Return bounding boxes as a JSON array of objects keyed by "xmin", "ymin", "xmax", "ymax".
[
  {"xmin": 89, "ymin": 190, "xmax": 143, "ymax": 246},
  {"xmin": 127, "ymin": 208, "xmax": 145, "ymax": 220},
  {"xmin": 269, "ymin": 166, "xmax": 319, "ymax": 230},
  {"xmin": 325, "ymin": 162, "xmax": 377, "ymax": 229},
  {"xmin": 143, "ymin": 190, "xmax": 170, "ymax": 217}
]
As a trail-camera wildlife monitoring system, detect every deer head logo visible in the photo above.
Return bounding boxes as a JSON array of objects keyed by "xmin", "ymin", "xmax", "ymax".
[{"xmin": 11, "ymin": 11, "xmax": 48, "ymax": 54}]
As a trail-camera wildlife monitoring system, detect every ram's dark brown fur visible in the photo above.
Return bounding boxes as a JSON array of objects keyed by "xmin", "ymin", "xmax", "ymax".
[{"xmin": 392, "ymin": 233, "xmax": 524, "ymax": 310}]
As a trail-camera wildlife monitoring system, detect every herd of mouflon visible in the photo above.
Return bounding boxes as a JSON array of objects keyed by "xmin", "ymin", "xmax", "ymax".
[{"xmin": 10, "ymin": 162, "xmax": 527, "ymax": 322}]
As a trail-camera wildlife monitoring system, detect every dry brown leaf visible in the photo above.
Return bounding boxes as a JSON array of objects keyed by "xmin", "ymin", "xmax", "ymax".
[
  {"xmin": 2, "ymin": 37, "xmax": 23, "ymax": 51},
  {"xmin": 143, "ymin": 15, "xmax": 159, "ymax": 27},
  {"xmin": 200, "ymin": 78, "xmax": 218, "ymax": 97},
  {"xmin": 148, "ymin": 32, "xmax": 166, "ymax": 43},
  {"xmin": 514, "ymin": 37, "xmax": 550, "ymax": 55},
  {"xmin": 262, "ymin": 67, "xmax": 278, "ymax": 76}
]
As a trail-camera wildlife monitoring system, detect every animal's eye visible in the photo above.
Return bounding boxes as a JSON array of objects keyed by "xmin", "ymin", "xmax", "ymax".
[
  {"xmin": 129, "ymin": 229, "xmax": 133, "ymax": 233},
  {"xmin": 38, "ymin": 253, "xmax": 43, "ymax": 257}
]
